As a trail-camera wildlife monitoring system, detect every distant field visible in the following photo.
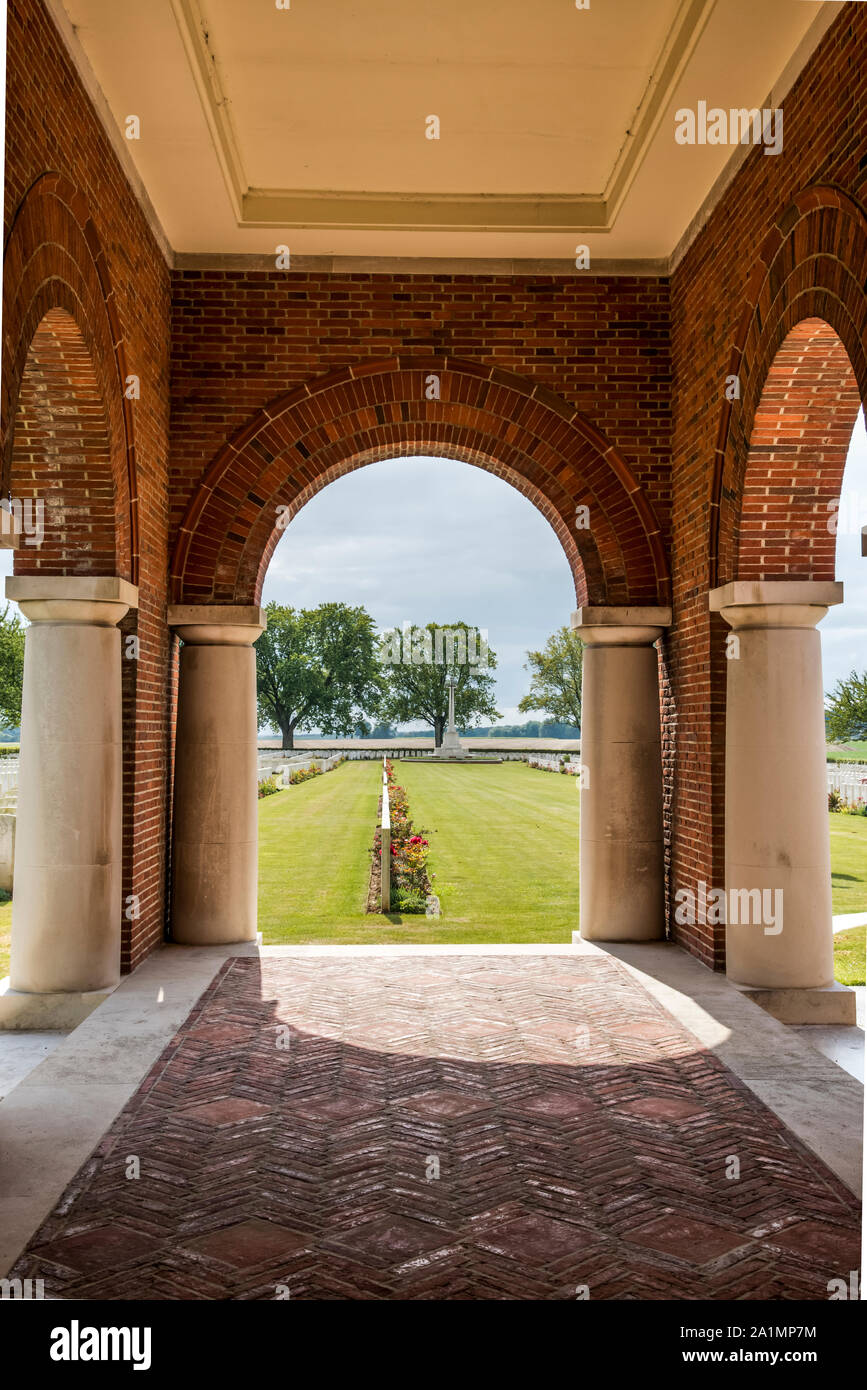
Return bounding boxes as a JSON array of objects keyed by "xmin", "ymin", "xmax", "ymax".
[
  {"xmin": 827, "ymin": 742, "xmax": 867, "ymax": 763},
  {"xmin": 834, "ymin": 924, "xmax": 866, "ymax": 987}
]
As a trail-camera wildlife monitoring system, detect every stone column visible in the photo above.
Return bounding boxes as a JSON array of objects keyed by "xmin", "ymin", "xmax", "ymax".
[
  {"xmin": 709, "ymin": 581, "xmax": 853, "ymax": 1021},
  {"xmin": 168, "ymin": 606, "xmax": 266, "ymax": 945},
  {"xmin": 572, "ymin": 607, "xmax": 671, "ymax": 941},
  {"xmin": 3, "ymin": 576, "xmax": 137, "ymax": 1013}
]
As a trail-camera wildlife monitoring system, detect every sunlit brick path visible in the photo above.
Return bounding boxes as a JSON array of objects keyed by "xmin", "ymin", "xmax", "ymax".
[{"xmin": 12, "ymin": 955, "xmax": 860, "ymax": 1300}]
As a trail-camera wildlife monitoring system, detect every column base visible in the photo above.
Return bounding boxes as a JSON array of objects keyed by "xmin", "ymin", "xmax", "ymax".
[
  {"xmin": 0, "ymin": 977, "xmax": 117, "ymax": 1031},
  {"xmin": 731, "ymin": 979, "xmax": 857, "ymax": 1025}
]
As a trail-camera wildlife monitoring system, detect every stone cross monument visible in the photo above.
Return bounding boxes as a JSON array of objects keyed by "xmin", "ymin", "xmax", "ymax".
[{"xmin": 437, "ymin": 677, "xmax": 464, "ymax": 756}]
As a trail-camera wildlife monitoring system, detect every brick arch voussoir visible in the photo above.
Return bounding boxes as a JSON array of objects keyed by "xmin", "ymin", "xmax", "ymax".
[
  {"xmin": 172, "ymin": 361, "xmax": 669, "ymax": 608},
  {"xmin": 206, "ymin": 412, "xmax": 618, "ymax": 606},
  {"xmin": 269, "ymin": 392, "xmax": 639, "ymax": 585},
  {"xmin": 2, "ymin": 175, "xmax": 138, "ymax": 581},
  {"xmin": 187, "ymin": 411, "xmax": 629, "ymax": 608},
  {"xmin": 711, "ymin": 188, "xmax": 867, "ymax": 586}
]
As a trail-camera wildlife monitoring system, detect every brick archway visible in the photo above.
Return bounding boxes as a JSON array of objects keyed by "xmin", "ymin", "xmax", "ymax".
[
  {"xmin": 2, "ymin": 174, "xmax": 148, "ymax": 975},
  {"xmin": 7, "ymin": 307, "xmax": 117, "ymax": 574},
  {"xmin": 710, "ymin": 186, "xmax": 867, "ymax": 587},
  {"xmin": 2, "ymin": 173, "xmax": 138, "ymax": 582},
  {"xmin": 737, "ymin": 318, "xmax": 861, "ymax": 581},
  {"xmin": 170, "ymin": 359, "xmax": 670, "ymax": 607},
  {"xmin": 698, "ymin": 190, "xmax": 867, "ymax": 975}
]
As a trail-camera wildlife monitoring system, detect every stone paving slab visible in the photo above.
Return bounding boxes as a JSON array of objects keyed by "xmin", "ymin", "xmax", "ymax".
[{"xmin": 8, "ymin": 952, "xmax": 860, "ymax": 1300}]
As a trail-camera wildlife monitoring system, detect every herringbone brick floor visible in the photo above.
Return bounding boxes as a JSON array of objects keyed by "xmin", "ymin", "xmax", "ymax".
[{"xmin": 11, "ymin": 954, "xmax": 861, "ymax": 1299}]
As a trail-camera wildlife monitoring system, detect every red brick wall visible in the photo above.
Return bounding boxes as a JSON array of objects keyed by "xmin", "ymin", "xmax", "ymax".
[
  {"xmin": 169, "ymin": 275, "xmax": 673, "ymax": 604},
  {"xmin": 2, "ymin": 0, "xmax": 173, "ymax": 972},
  {"xmin": 169, "ymin": 352, "xmax": 672, "ymax": 610},
  {"xmin": 170, "ymin": 275, "xmax": 671, "ymax": 514},
  {"xmin": 4, "ymin": 0, "xmax": 866, "ymax": 977},
  {"xmin": 669, "ymin": 7, "xmax": 867, "ymax": 967}
]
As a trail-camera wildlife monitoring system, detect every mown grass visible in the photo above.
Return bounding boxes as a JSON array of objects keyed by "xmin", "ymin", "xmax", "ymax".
[
  {"xmin": 393, "ymin": 759, "xmax": 579, "ymax": 942},
  {"xmin": 834, "ymin": 924, "xmax": 866, "ymax": 987},
  {"xmin": 258, "ymin": 760, "xmax": 387, "ymax": 939},
  {"xmin": 259, "ymin": 757, "xmax": 580, "ymax": 943},
  {"xmin": 0, "ymin": 771, "xmax": 863, "ymax": 971},
  {"xmin": 826, "ymin": 742, "xmax": 867, "ymax": 763},
  {"xmin": 829, "ymin": 811, "xmax": 867, "ymax": 915},
  {"xmin": 0, "ymin": 894, "xmax": 10, "ymax": 980}
]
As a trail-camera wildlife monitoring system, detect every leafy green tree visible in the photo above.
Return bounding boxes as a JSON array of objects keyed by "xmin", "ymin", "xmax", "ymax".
[
  {"xmin": 0, "ymin": 602, "xmax": 25, "ymax": 729},
  {"xmin": 826, "ymin": 669, "xmax": 867, "ymax": 742},
  {"xmin": 378, "ymin": 622, "xmax": 500, "ymax": 746},
  {"xmin": 255, "ymin": 602, "xmax": 383, "ymax": 750},
  {"xmin": 518, "ymin": 625, "xmax": 583, "ymax": 729}
]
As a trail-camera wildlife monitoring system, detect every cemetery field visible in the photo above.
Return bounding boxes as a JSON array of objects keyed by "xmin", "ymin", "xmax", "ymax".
[
  {"xmin": 258, "ymin": 759, "xmax": 383, "ymax": 938},
  {"xmin": 0, "ymin": 777, "xmax": 864, "ymax": 975},
  {"xmin": 258, "ymin": 756, "xmax": 580, "ymax": 943},
  {"xmin": 393, "ymin": 759, "xmax": 579, "ymax": 941}
]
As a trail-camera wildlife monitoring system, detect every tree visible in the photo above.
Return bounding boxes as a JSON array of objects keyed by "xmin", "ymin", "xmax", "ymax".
[
  {"xmin": 370, "ymin": 721, "xmax": 398, "ymax": 739},
  {"xmin": 826, "ymin": 669, "xmax": 867, "ymax": 742},
  {"xmin": 518, "ymin": 625, "xmax": 583, "ymax": 729},
  {"xmin": 0, "ymin": 602, "xmax": 25, "ymax": 729},
  {"xmin": 255, "ymin": 602, "xmax": 384, "ymax": 750},
  {"xmin": 378, "ymin": 622, "xmax": 500, "ymax": 746}
]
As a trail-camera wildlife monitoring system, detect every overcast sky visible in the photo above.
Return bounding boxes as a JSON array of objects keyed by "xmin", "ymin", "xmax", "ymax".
[
  {"xmin": 263, "ymin": 456, "xmax": 575, "ymax": 725},
  {"xmin": 1, "ymin": 415, "xmax": 863, "ymax": 725}
]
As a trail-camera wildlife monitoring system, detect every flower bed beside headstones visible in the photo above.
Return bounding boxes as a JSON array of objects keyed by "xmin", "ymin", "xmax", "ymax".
[
  {"xmin": 258, "ymin": 754, "xmax": 346, "ymax": 797},
  {"xmin": 368, "ymin": 758, "xmax": 434, "ymax": 914}
]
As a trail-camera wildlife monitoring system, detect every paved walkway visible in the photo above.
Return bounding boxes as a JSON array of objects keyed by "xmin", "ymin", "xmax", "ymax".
[{"xmin": 8, "ymin": 951, "xmax": 860, "ymax": 1300}]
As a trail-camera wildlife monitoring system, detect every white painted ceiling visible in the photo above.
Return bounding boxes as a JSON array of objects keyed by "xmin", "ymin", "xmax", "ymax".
[{"xmin": 55, "ymin": 0, "xmax": 842, "ymax": 261}]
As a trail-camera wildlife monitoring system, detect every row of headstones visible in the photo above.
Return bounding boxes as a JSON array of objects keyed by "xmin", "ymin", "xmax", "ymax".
[{"xmin": 827, "ymin": 762, "xmax": 867, "ymax": 807}]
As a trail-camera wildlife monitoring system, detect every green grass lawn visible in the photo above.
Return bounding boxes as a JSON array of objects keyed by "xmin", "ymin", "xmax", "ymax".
[
  {"xmin": 259, "ymin": 757, "xmax": 580, "ymax": 943},
  {"xmin": 834, "ymin": 924, "xmax": 866, "ymax": 986},
  {"xmin": 258, "ymin": 759, "xmax": 388, "ymax": 941},
  {"xmin": 826, "ymin": 742, "xmax": 867, "ymax": 763},
  {"xmin": 0, "ymin": 772, "xmax": 862, "ymax": 970},
  {"xmin": 829, "ymin": 811, "xmax": 867, "ymax": 915},
  {"xmin": 393, "ymin": 760, "xmax": 579, "ymax": 942},
  {"xmin": 0, "ymin": 895, "xmax": 10, "ymax": 981}
]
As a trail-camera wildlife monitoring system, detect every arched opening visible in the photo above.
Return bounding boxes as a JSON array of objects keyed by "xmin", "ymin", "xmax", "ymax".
[
  {"xmin": 0, "ymin": 308, "xmax": 136, "ymax": 1011},
  {"xmin": 170, "ymin": 359, "xmax": 670, "ymax": 609},
  {"xmin": 737, "ymin": 319, "xmax": 862, "ymax": 582},
  {"xmin": 5, "ymin": 308, "xmax": 117, "ymax": 575},
  {"xmin": 712, "ymin": 317, "xmax": 864, "ymax": 1015},
  {"xmin": 253, "ymin": 453, "xmax": 580, "ymax": 938},
  {"xmin": 168, "ymin": 369, "xmax": 671, "ymax": 952}
]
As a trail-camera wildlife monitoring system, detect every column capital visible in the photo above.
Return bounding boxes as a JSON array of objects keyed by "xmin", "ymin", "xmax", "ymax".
[
  {"xmin": 6, "ymin": 575, "xmax": 138, "ymax": 626},
  {"xmin": 572, "ymin": 605, "xmax": 671, "ymax": 647},
  {"xmin": 167, "ymin": 604, "xmax": 266, "ymax": 646},
  {"xmin": 709, "ymin": 580, "xmax": 843, "ymax": 630}
]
